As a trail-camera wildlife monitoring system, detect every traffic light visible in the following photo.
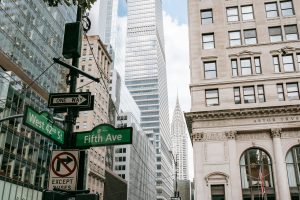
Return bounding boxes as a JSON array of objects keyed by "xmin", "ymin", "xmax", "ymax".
[
  {"xmin": 42, "ymin": 190, "xmax": 69, "ymax": 200},
  {"xmin": 75, "ymin": 193, "xmax": 99, "ymax": 200},
  {"xmin": 62, "ymin": 22, "xmax": 82, "ymax": 59}
]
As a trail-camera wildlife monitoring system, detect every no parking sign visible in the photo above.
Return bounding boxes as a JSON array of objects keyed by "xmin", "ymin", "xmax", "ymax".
[{"xmin": 48, "ymin": 150, "xmax": 79, "ymax": 190}]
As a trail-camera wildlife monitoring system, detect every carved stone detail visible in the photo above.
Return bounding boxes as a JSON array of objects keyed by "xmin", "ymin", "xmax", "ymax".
[
  {"xmin": 271, "ymin": 128, "xmax": 282, "ymax": 138},
  {"xmin": 192, "ymin": 132, "xmax": 204, "ymax": 142},
  {"xmin": 225, "ymin": 130, "xmax": 237, "ymax": 140}
]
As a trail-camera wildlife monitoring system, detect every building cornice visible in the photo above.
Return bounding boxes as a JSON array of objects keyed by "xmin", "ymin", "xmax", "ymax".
[{"xmin": 184, "ymin": 105, "xmax": 300, "ymax": 135}]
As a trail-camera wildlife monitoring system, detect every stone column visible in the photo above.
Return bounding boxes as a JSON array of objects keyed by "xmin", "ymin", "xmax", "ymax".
[
  {"xmin": 192, "ymin": 132, "xmax": 206, "ymax": 200},
  {"xmin": 225, "ymin": 131, "xmax": 243, "ymax": 200},
  {"xmin": 271, "ymin": 128, "xmax": 291, "ymax": 200}
]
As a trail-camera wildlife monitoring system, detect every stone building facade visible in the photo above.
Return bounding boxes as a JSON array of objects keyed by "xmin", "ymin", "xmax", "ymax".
[
  {"xmin": 186, "ymin": 0, "xmax": 300, "ymax": 199},
  {"xmin": 76, "ymin": 35, "xmax": 111, "ymax": 199}
]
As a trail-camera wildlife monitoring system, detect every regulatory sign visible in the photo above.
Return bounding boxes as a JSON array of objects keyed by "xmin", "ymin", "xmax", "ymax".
[
  {"xmin": 48, "ymin": 150, "xmax": 79, "ymax": 190},
  {"xmin": 48, "ymin": 92, "xmax": 92, "ymax": 108},
  {"xmin": 75, "ymin": 124, "xmax": 133, "ymax": 149},
  {"xmin": 23, "ymin": 106, "xmax": 64, "ymax": 145}
]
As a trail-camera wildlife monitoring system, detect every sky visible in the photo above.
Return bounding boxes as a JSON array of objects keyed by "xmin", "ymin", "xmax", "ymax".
[
  {"xmin": 88, "ymin": 0, "xmax": 193, "ymax": 180},
  {"xmin": 162, "ymin": 0, "xmax": 194, "ymax": 180}
]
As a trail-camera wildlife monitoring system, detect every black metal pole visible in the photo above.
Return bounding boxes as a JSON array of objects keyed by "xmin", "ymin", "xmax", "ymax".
[{"xmin": 63, "ymin": 6, "xmax": 86, "ymax": 190}]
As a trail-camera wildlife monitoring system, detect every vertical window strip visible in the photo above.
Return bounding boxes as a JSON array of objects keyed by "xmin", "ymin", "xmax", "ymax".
[
  {"xmin": 297, "ymin": 54, "xmax": 300, "ymax": 71},
  {"xmin": 273, "ymin": 55, "xmax": 281, "ymax": 73},
  {"xmin": 255, "ymin": 57, "xmax": 262, "ymax": 74},
  {"xmin": 231, "ymin": 59, "xmax": 238, "ymax": 76},
  {"xmin": 234, "ymin": 87, "xmax": 241, "ymax": 104},
  {"xmin": 257, "ymin": 85, "xmax": 265, "ymax": 102}
]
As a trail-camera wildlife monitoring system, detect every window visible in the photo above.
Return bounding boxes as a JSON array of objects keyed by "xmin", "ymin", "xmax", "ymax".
[
  {"xmin": 286, "ymin": 145, "xmax": 300, "ymax": 199},
  {"xmin": 273, "ymin": 55, "xmax": 281, "ymax": 73},
  {"xmin": 255, "ymin": 57, "xmax": 262, "ymax": 74},
  {"xmin": 284, "ymin": 25, "xmax": 298, "ymax": 40},
  {"xmin": 234, "ymin": 87, "xmax": 241, "ymax": 104},
  {"xmin": 211, "ymin": 185, "xmax": 225, "ymax": 200},
  {"xmin": 229, "ymin": 31, "xmax": 241, "ymax": 46},
  {"xmin": 202, "ymin": 33, "xmax": 215, "ymax": 49},
  {"xmin": 280, "ymin": 0, "xmax": 294, "ymax": 17},
  {"xmin": 265, "ymin": 2, "xmax": 279, "ymax": 18},
  {"xmin": 231, "ymin": 59, "xmax": 238, "ymax": 76},
  {"xmin": 282, "ymin": 55, "xmax": 295, "ymax": 72},
  {"xmin": 243, "ymin": 86, "xmax": 255, "ymax": 103},
  {"xmin": 204, "ymin": 61, "xmax": 217, "ymax": 79},
  {"xmin": 240, "ymin": 58, "xmax": 252, "ymax": 75},
  {"xmin": 227, "ymin": 7, "xmax": 239, "ymax": 22},
  {"xmin": 269, "ymin": 26, "xmax": 283, "ymax": 42},
  {"xmin": 297, "ymin": 54, "xmax": 300, "ymax": 70},
  {"xmin": 277, "ymin": 84, "xmax": 285, "ymax": 101},
  {"xmin": 287, "ymin": 83, "xmax": 299, "ymax": 100},
  {"xmin": 257, "ymin": 85, "xmax": 265, "ymax": 102},
  {"xmin": 241, "ymin": 5, "xmax": 254, "ymax": 21},
  {"xmin": 244, "ymin": 29, "xmax": 257, "ymax": 45},
  {"xmin": 240, "ymin": 148, "xmax": 275, "ymax": 199},
  {"xmin": 205, "ymin": 89, "xmax": 219, "ymax": 106},
  {"xmin": 201, "ymin": 9, "xmax": 213, "ymax": 24}
]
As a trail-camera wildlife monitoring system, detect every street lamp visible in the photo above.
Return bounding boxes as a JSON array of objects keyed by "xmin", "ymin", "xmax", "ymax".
[{"xmin": 169, "ymin": 151, "xmax": 179, "ymax": 198}]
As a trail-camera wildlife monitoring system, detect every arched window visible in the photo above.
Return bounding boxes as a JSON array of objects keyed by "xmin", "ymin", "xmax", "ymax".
[
  {"xmin": 286, "ymin": 145, "xmax": 300, "ymax": 200},
  {"xmin": 240, "ymin": 148, "xmax": 276, "ymax": 200}
]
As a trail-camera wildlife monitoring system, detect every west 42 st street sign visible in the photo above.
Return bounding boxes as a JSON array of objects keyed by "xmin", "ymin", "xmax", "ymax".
[
  {"xmin": 23, "ymin": 106, "xmax": 64, "ymax": 145},
  {"xmin": 75, "ymin": 124, "xmax": 133, "ymax": 149}
]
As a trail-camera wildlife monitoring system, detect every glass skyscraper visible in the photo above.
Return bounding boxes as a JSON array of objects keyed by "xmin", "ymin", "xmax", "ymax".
[
  {"xmin": 124, "ymin": 0, "xmax": 173, "ymax": 199},
  {"xmin": 0, "ymin": 1, "xmax": 75, "ymax": 199}
]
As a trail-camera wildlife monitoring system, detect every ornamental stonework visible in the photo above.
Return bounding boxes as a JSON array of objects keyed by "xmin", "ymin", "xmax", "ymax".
[
  {"xmin": 225, "ymin": 131, "xmax": 237, "ymax": 140},
  {"xmin": 271, "ymin": 128, "xmax": 282, "ymax": 138}
]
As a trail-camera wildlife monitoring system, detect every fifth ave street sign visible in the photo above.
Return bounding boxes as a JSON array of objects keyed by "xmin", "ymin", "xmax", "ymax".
[
  {"xmin": 75, "ymin": 124, "xmax": 133, "ymax": 149},
  {"xmin": 48, "ymin": 92, "xmax": 92, "ymax": 108}
]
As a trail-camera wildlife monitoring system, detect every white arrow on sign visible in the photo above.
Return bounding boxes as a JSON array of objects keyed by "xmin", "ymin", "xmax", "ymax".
[{"xmin": 53, "ymin": 95, "xmax": 87, "ymax": 105}]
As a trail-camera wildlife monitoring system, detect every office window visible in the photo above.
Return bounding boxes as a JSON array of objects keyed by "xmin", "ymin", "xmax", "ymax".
[
  {"xmin": 241, "ymin": 5, "xmax": 254, "ymax": 21},
  {"xmin": 240, "ymin": 58, "xmax": 252, "ymax": 75},
  {"xmin": 284, "ymin": 25, "xmax": 298, "ymax": 40},
  {"xmin": 287, "ymin": 83, "xmax": 299, "ymax": 100},
  {"xmin": 255, "ymin": 57, "xmax": 262, "ymax": 74},
  {"xmin": 269, "ymin": 26, "xmax": 283, "ymax": 42},
  {"xmin": 231, "ymin": 59, "xmax": 238, "ymax": 76},
  {"xmin": 280, "ymin": 0, "xmax": 294, "ymax": 17},
  {"xmin": 227, "ymin": 7, "xmax": 239, "ymax": 22},
  {"xmin": 211, "ymin": 185, "xmax": 225, "ymax": 200},
  {"xmin": 229, "ymin": 31, "xmax": 241, "ymax": 46},
  {"xmin": 265, "ymin": 2, "xmax": 279, "ymax": 18},
  {"xmin": 257, "ymin": 85, "xmax": 265, "ymax": 102},
  {"xmin": 205, "ymin": 89, "xmax": 219, "ymax": 106},
  {"xmin": 204, "ymin": 61, "xmax": 217, "ymax": 79},
  {"xmin": 297, "ymin": 54, "xmax": 300, "ymax": 70},
  {"xmin": 234, "ymin": 87, "xmax": 241, "ymax": 104},
  {"xmin": 277, "ymin": 84, "xmax": 285, "ymax": 101},
  {"xmin": 282, "ymin": 55, "xmax": 295, "ymax": 72},
  {"xmin": 201, "ymin": 9, "xmax": 213, "ymax": 24},
  {"xmin": 244, "ymin": 29, "xmax": 257, "ymax": 45},
  {"xmin": 202, "ymin": 33, "xmax": 215, "ymax": 49},
  {"xmin": 243, "ymin": 86, "xmax": 256, "ymax": 103},
  {"xmin": 273, "ymin": 55, "xmax": 281, "ymax": 73}
]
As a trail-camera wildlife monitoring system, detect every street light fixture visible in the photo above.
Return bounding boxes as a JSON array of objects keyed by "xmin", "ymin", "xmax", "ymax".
[{"xmin": 169, "ymin": 150, "xmax": 179, "ymax": 198}]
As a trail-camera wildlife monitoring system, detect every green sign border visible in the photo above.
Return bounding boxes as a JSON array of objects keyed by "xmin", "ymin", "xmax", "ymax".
[
  {"xmin": 75, "ymin": 123, "xmax": 133, "ymax": 149},
  {"xmin": 22, "ymin": 105, "xmax": 65, "ymax": 146}
]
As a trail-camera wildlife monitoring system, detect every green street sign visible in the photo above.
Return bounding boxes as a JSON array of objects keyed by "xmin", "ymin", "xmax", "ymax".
[
  {"xmin": 23, "ymin": 106, "xmax": 64, "ymax": 145},
  {"xmin": 75, "ymin": 124, "xmax": 133, "ymax": 148}
]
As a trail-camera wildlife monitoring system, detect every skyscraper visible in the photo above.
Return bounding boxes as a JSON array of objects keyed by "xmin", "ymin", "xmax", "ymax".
[
  {"xmin": 125, "ymin": 0, "xmax": 173, "ymax": 199},
  {"xmin": 0, "ymin": 1, "xmax": 75, "ymax": 199},
  {"xmin": 171, "ymin": 96, "xmax": 189, "ymax": 181},
  {"xmin": 186, "ymin": 0, "xmax": 300, "ymax": 199}
]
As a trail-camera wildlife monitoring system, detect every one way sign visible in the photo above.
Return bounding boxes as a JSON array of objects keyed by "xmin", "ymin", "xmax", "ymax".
[
  {"xmin": 48, "ymin": 92, "xmax": 92, "ymax": 108},
  {"xmin": 48, "ymin": 150, "xmax": 79, "ymax": 190}
]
